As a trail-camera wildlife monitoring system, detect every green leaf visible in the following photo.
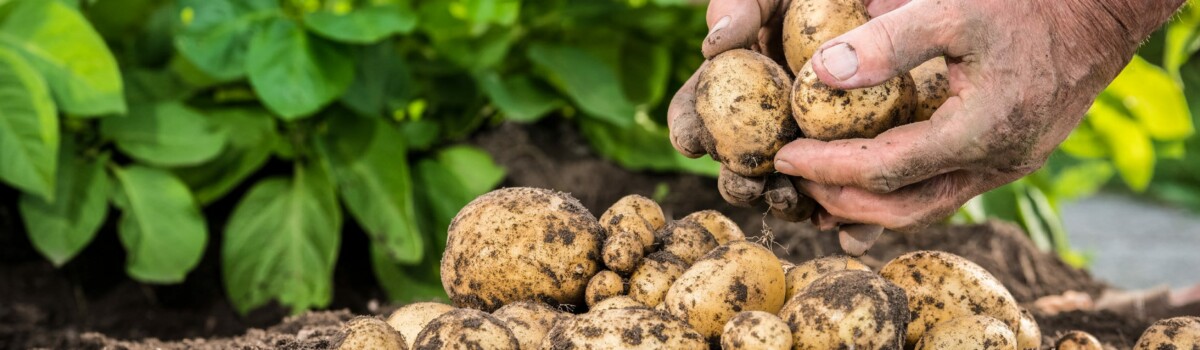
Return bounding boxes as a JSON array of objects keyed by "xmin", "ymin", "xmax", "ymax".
[
  {"xmin": 619, "ymin": 39, "xmax": 670, "ymax": 106},
  {"xmin": 528, "ymin": 44, "xmax": 637, "ymax": 126},
  {"xmin": 412, "ymin": 145, "xmax": 504, "ymax": 247},
  {"xmin": 1012, "ymin": 181, "xmax": 1052, "ymax": 251},
  {"xmin": 1104, "ymin": 56, "xmax": 1194, "ymax": 141},
  {"xmin": 317, "ymin": 115, "xmax": 423, "ymax": 264},
  {"xmin": 434, "ymin": 145, "xmax": 506, "ymax": 196},
  {"xmin": 579, "ymin": 117, "xmax": 720, "ymax": 176},
  {"xmin": 370, "ymin": 241, "xmax": 447, "ymax": 303},
  {"xmin": 247, "ymin": 18, "xmax": 354, "ymax": 119},
  {"xmin": 1089, "ymin": 101, "xmax": 1155, "ymax": 191},
  {"xmin": 100, "ymin": 102, "xmax": 228, "ymax": 167},
  {"xmin": 175, "ymin": 108, "xmax": 277, "ymax": 204},
  {"xmin": 110, "ymin": 165, "xmax": 208, "ymax": 284},
  {"xmin": 1164, "ymin": 0, "xmax": 1200, "ymax": 75},
  {"xmin": 340, "ymin": 41, "xmax": 413, "ymax": 117},
  {"xmin": 175, "ymin": 0, "xmax": 280, "ymax": 81},
  {"xmin": 0, "ymin": 0, "xmax": 124, "ymax": 115},
  {"xmin": 0, "ymin": 46, "xmax": 57, "ymax": 200},
  {"xmin": 304, "ymin": 3, "xmax": 417, "ymax": 44},
  {"xmin": 1050, "ymin": 161, "xmax": 1114, "ymax": 200},
  {"xmin": 19, "ymin": 142, "xmax": 108, "ymax": 266},
  {"xmin": 223, "ymin": 162, "xmax": 341, "ymax": 314},
  {"xmin": 477, "ymin": 71, "xmax": 563, "ymax": 122},
  {"xmin": 1058, "ymin": 121, "xmax": 1108, "ymax": 159}
]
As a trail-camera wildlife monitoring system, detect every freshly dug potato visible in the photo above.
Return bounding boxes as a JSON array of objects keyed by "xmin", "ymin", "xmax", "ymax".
[
  {"xmin": 1015, "ymin": 308, "xmax": 1041, "ymax": 350},
  {"xmin": 781, "ymin": 270, "xmax": 909, "ymax": 350},
  {"xmin": 784, "ymin": 255, "xmax": 871, "ymax": 302},
  {"xmin": 910, "ymin": 57, "xmax": 950, "ymax": 122},
  {"xmin": 494, "ymin": 301, "xmax": 570, "ymax": 350},
  {"xmin": 662, "ymin": 241, "xmax": 786, "ymax": 339},
  {"xmin": 385, "ymin": 302, "xmax": 455, "ymax": 348},
  {"xmin": 781, "ymin": 0, "xmax": 868, "ymax": 74},
  {"xmin": 1056, "ymin": 330, "xmax": 1103, "ymax": 350},
  {"xmin": 1134, "ymin": 316, "xmax": 1200, "ymax": 350},
  {"xmin": 590, "ymin": 296, "xmax": 648, "ymax": 312},
  {"xmin": 721, "ymin": 311, "xmax": 793, "ymax": 350},
  {"xmin": 414, "ymin": 308, "xmax": 519, "ymax": 350},
  {"xmin": 628, "ymin": 251, "xmax": 689, "ymax": 307},
  {"xmin": 914, "ymin": 315, "xmax": 1017, "ymax": 350},
  {"xmin": 681, "ymin": 210, "xmax": 745, "ymax": 244},
  {"xmin": 336, "ymin": 316, "xmax": 408, "ymax": 350},
  {"xmin": 656, "ymin": 220, "xmax": 719, "ymax": 265},
  {"xmin": 441, "ymin": 188, "xmax": 605, "ymax": 311},
  {"xmin": 695, "ymin": 49, "xmax": 798, "ymax": 176},
  {"xmin": 600, "ymin": 194, "xmax": 665, "ymax": 251},
  {"xmin": 602, "ymin": 230, "xmax": 644, "ymax": 275},
  {"xmin": 880, "ymin": 250, "xmax": 1021, "ymax": 346},
  {"xmin": 791, "ymin": 60, "xmax": 917, "ymax": 141},
  {"xmin": 781, "ymin": 260, "xmax": 796, "ymax": 274},
  {"xmin": 540, "ymin": 308, "xmax": 705, "ymax": 349},
  {"xmin": 585, "ymin": 270, "xmax": 625, "ymax": 308}
]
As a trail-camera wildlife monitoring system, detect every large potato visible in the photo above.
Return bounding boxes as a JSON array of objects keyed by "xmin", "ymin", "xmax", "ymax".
[
  {"xmin": 336, "ymin": 316, "xmax": 408, "ymax": 350},
  {"xmin": 880, "ymin": 250, "xmax": 1021, "ymax": 346},
  {"xmin": 414, "ymin": 308, "xmax": 520, "ymax": 350},
  {"xmin": 914, "ymin": 315, "xmax": 1016, "ymax": 350},
  {"xmin": 441, "ymin": 188, "xmax": 605, "ymax": 311},
  {"xmin": 784, "ymin": 255, "xmax": 871, "ymax": 302},
  {"xmin": 540, "ymin": 308, "xmax": 705, "ymax": 349},
  {"xmin": 584, "ymin": 270, "xmax": 625, "ymax": 308},
  {"xmin": 696, "ymin": 49, "xmax": 798, "ymax": 176},
  {"xmin": 910, "ymin": 57, "xmax": 950, "ymax": 122},
  {"xmin": 721, "ymin": 311, "xmax": 793, "ymax": 350},
  {"xmin": 1056, "ymin": 331, "xmax": 1103, "ymax": 350},
  {"xmin": 656, "ymin": 220, "xmax": 719, "ymax": 265},
  {"xmin": 590, "ymin": 296, "xmax": 648, "ymax": 312},
  {"xmin": 791, "ymin": 60, "xmax": 916, "ymax": 141},
  {"xmin": 494, "ymin": 301, "xmax": 570, "ymax": 350},
  {"xmin": 681, "ymin": 210, "xmax": 745, "ymax": 244},
  {"xmin": 662, "ymin": 241, "xmax": 786, "ymax": 339},
  {"xmin": 1134, "ymin": 316, "xmax": 1200, "ymax": 350},
  {"xmin": 600, "ymin": 195, "xmax": 664, "ymax": 251},
  {"xmin": 781, "ymin": 0, "xmax": 868, "ymax": 74},
  {"xmin": 1015, "ymin": 308, "xmax": 1041, "ymax": 350},
  {"xmin": 781, "ymin": 270, "xmax": 909, "ymax": 350},
  {"xmin": 628, "ymin": 251, "xmax": 689, "ymax": 307},
  {"xmin": 385, "ymin": 302, "xmax": 455, "ymax": 349},
  {"xmin": 602, "ymin": 230, "xmax": 644, "ymax": 275}
]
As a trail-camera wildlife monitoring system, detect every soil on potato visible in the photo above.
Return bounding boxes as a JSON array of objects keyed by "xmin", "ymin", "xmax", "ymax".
[{"xmin": 0, "ymin": 119, "xmax": 1174, "ymax": 349}]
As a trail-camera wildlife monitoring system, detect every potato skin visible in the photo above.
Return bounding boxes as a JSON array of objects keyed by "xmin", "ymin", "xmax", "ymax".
[
  {"xmin": 880, "ymin": 250, "xmax": 1021, "ymax": 346},
  {"xmin": 628, "ymin": 251, "xmax": 689, "ymax": 307},
  {"xmin": 600, "ymin": 195, "xmax": 665, "ymax": 251},
  {"xmin": 784, "ymin": 255, "xmax": 871, "ymax": 302},
  {"xmin": 915, "ymin": 315, "xmax": 1017, "ymax": 350},
  {"xmin": 791, "ymin": 61, "xmax": 916, "ymax": 141},
  {"xmin": 337, "ymin": 316, "xmax": 408, "ymax": 350},
  {"xmin": 441, "ymin": 188, "xmax": 605, "ymax": 311},
  {"xmin": 1134, "ymin": 316, "xmax": 1200, "ymax": 350},
  {"xmin": 590, "ymin": 296, "xmax": 648, "ymax": 312},
  {"xmin": 910, "ymin": 57, "xmax": 950, "ymax": 122},
  {"xmin": 681, "ymin": 210, "xmax": 745, "ymax": 244},
  {"xmin": 662, "ymin": 241, "xmax": 787, "ymax": 339},
  {"xmin": 781, "ymin": 0, "xmax": 868, "ymax": 74},
  {"xmin": 781, "ymin": 270, "xmax": 909, "ymax": 350},
  {"xmin": 721, "ymin": 311, "xmax": 792, "ymax": 350},
  {"xmin": 414, "ymin": 308, "xmax": 519, "ymax": 350},
  {"xmin": 585, "ymin": 270, "xmax": 625, "ymax": 308},
  {"xmin": 540, "ymin": 308, "xmax": 705, "ymax": 349},
  {"xmin": 1015, "ymin": 308, "xmax": 1041, "ymax": 350},
  {"xmin": 696, "ymin": 49, "xmax": 798, "ymax": 176},
  {"xmin": 602, "ymin": 230, "xmax": 644, "ymax": 275},
  {"xmin": 656, "ymin": 220, "xmax": 719, "ymax": 265},
  {"xmin": 493, "ymin": 302, "xmax": 570, "ymax": 350},
  {"xmin": 385, "ymin": 302, "xmax": 455, "ymax": 348},
  {"xmin": 1056, "ymin": 331, "xmax": 1103, "ymax": 350}
]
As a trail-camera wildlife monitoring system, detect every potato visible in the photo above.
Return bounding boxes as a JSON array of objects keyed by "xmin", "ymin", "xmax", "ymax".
[
  {"xmin": 1056, "ymin": 330, "xmax": 1103, "ymax": 350},
  {"xmin": 662, "ymin": 241, "xmax": 786, "ymax": 339},
  {"xmin": 781, "ymin": 260, "xmax": 796, "ymax": 274},
  {"xmin": 441, "ymin": 188, "xmax": 605, "ymax": 311},
  {"xmin": 540, "ymin": 308, "xmax": 705, "ymax": 349},
  {"xmin": 791, "ymin": 60, "xmax": 917, "ymax": 141},
  {"xmin": 781, "ymin": 0, "xmax": 868, "ymax": 74},
  {"xmin": 585, "ymin": 270, "xmax": 625, "ymax": 308},
  {"xmin": 628, "ymin": 251, "xmax": 689, "ymax": 307},
  {"xmin": 385, "ymin": 302, "xmax": 455, "ymax": 349},
  {"xmin": 681, "ymin": 210, "xmax": 745, "ymax": 244},
  {"xmin": 721, "ymin": 311, "xmax": 793, "ymax": 350},
  {"xmin": 781, "ymin": 270, "xmax": 909, "ymax": 350},
  {"xmin": 784, "ymin": 255, "xmax": 871, "ymax": 302},
  {"xmin": 602, "ymin": 230, "xmax": 644, "ymax": 275},
  {"xmin": 656, "ymin": 220, "xmax": 719, "ymax": 265},
  {"xmin": 1134, "ymin": 316, "xmax": 1200, "ymax": 350},
  {"xmin": 336, "ymin": 316, "xmax": 408, "ymax": 350},
  {"xmin": 1015, "ymin": 308, "xmax": 1041, "ymax": 350},
  {"xmin": 910, "ymin": 57, "xmax": 950, "ymax": 122},
  {"xmin": 880, "ymin": 250, "xmax": 1021, "ymax": 346},
  {"xmin": 414, "ymin": 308, "xmax": 519, "ymax": 350},
  {"xmin": 590, "ymin": 296, "xmax": 649, "ymax": 312},
  {"xmin": 600, "ymin": 194, "xmax": 664, "ymax": 251},
  {"xmin": 494, "ymin": 301, "xmax": 570, "ymax": 350},
  {"xmin": 695, "ymin": 49, "xmax": 799, "ymax": 176},
  {"xmin": 914, "ymin": 315, "xmax": 1017, "ymax": 350}
]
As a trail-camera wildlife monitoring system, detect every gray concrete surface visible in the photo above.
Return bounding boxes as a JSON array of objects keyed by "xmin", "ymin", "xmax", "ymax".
[{"xmin": 1062, "ymin": 193, "xmax": 1200, "ymax": 290}]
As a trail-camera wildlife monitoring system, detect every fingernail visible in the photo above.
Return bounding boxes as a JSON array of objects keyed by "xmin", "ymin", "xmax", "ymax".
[
  {"xmin": 708, "ymin": 16, "xmax": 730, "ymax": 36},
  {"xmin": 821, "ymin": 43, "xmax": 859, "ymax": 81},
  {"xmin": 774, "ymin": 159, "xmax": 794, "ymax": 173}
]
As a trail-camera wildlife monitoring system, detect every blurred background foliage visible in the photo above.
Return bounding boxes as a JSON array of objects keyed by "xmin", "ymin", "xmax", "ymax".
[{"xmin": 1, "ymin": 0, "xmax": 1197, "ymax": 313}]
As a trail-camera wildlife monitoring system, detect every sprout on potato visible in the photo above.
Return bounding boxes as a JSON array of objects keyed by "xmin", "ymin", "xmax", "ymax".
[
  {"xmin": 781, "ymin": 270, "xmax": 909, "ymax": 350},
  {"xmin": 695, "ymin": 49, "xmax": 798, "ymax": 176},
  {"xmin": 385, "ymin": 302, "xmax": 455, "ymax": 349},
  {"xmin": 662, "ymin": 241, "xmax": 787, "ymax": 339},
  {"xmin": 336, "ymin": 316, "xmax": 408, "ymax": 350},
  {"xmin": 915, "ymin": 315, "xmax": 1017, "ymax": 350},
  {"xmin": 721, "ymin": 311, "xmax": 793, "ymax": 350},
  {"xmin": 414, "ymin": 308, "xmax": 519, "ymax": 350},
  {"xmin": 628, "ymin": 251, "xmax": 689, "ymax": 308}
]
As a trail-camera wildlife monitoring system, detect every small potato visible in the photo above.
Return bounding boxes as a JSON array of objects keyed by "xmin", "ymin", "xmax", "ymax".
[
  {"xmin": 696, "ymin": 49, "xmax": 798, "ymax": 176},
  {"xmin": 682, "ymin": 210, "xmax": 745, "ymax": 244},
  {"xmin": 791, "ymin": 60, "xmax": 917, "ymax": 141},
  {"xmin": 721, "ymin": 311, "xmax": 792, "ymax": 350},
  {"xmin": 663, "ymin": 241, "xmax": 787, "ymax": 339},
  {"xmin": 494, "ymin": 301, "xmax": 570, "ymax": 350},
  {"xmin": 910, "ymin": 57, "xmax": 950, "ymax": 122},
  {"xmin": 656, "ymin": 220, "xmax": 719, "ymax": 265},
  {"xmin": 784, "ymin": 255, "xmax": 871, "ymax": 302},
  {"xmin": 590, "ymin": 296, "xmax": 649, "ymax": 312},
  {"xmin": 628, "ymin": 251, "xmax": 689, "ymax": 307},
  {"xmin": 602, "ymin": 230, "xmax": 644, "ymax": 275},
  {"xmin": 414, "ymin": 308, "xmax": 519, "ymax": 350},
  {"xmin": 1134, "ymin": 316, "xmax": 1200, "ymax": 350},
  {"xmin": 880, "ymin": 250, "xmax": 1021, "ymax": 346},
  {"xmin": 600, "ymin": 194, "xmax": 665, "ymax": 251},
  {"xmin": 915, "ymin": 315, "xmax": 1017, "ymax": 350},
  {"xmin": 781, "ymin": 270, "xmax": 909, "ymax": 350},
  {"xmin": 781, "ymin": 0, "xmax": 868, "ymax": 74},
  {"xmin": 385, "ymin": 302, "xmax": 455, "ymax": 348},
  {"xmin": 336, "ymin": 316, "xmax": 408, "ymax": 350},
  {"xmin": 1016, "ymin": 308, "xmax": 1041, "ymax": 350},
  {"xmin": 585, "ymin": 270, "xmax": 625, "ymax": 308},
  {"xmin": 540, "ymin": 308, "xmax": 705, "ymax": 349},
  {"xmin": 1056, "ymin": 330, "xmax": 1103, "ymax": 350}
]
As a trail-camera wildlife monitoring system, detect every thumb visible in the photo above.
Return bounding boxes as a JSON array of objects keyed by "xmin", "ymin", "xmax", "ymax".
[
  {"xmin": 702, "ymin": 0, "xmax": 784, "ymax": 58},
  {"xmin": 810, "ymin": 0, "xmax": 957, "ymax": 89}
]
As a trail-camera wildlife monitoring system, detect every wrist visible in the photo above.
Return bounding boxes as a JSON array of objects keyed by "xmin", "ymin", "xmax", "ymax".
[{"xmin": 1099, "ymin": 0, "xmax": 1187, "ymax": 42}]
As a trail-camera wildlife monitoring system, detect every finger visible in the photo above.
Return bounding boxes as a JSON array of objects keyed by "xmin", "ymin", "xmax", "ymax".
[
  {"xmin": 764, "ymin": 175, "xmax": 815, "ymax": 221},
  {"xmin": 811, "ymin": 207, "xmax": 839, "ymax": 231},
  {"xmin": 667, "ymin": 63, "xmax": 708, "ymax": 158},
  {"xmin": 839, "ymin": 224, "xmax": 884, "ymax": 257},
  {"xmin": 796, "ymin": 171, "xmax": 982, "ymax": 231},
  {"xmin": 863, "ymin": 0, "xmax": 912, "ymax": 17},
  {"xmin": 703, "ymin": 0, "xmax": 784, "ymax": 58},
  {"xmin": 718, "ymin": 166, "xmax": 765, "ymax": 207}
]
